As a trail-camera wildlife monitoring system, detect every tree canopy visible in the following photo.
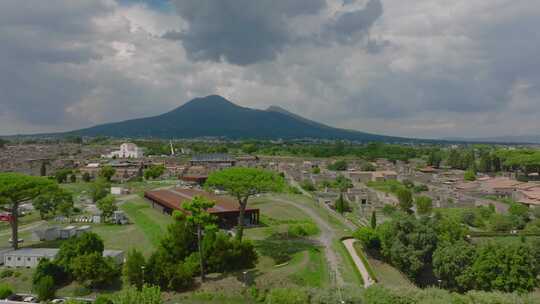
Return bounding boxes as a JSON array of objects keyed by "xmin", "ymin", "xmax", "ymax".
[
  {"xmin": 0, "ymin": 173, "xmax": 63, "ymax": 249},
  {"xmin": 206, "ymin": 167, "xmax": 284, "ymax": 240}
]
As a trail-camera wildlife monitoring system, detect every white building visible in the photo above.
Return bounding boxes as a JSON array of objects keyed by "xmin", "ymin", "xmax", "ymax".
[
  {"xmin": 105, "ymin": 143, "xmax": 144, "ymax": 159},
  {"xmin": 3, "ymin": 248, "xmax": 59, "ymax": 268},
  {"xmin": 3, "ymin": 248, "xmax": 124, "ymax": 267}
]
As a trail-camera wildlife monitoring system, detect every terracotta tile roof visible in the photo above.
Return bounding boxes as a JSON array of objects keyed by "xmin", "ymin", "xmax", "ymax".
[{"xmin": 144, "ymin": 188, "xmax": 258, "ymax": 214}]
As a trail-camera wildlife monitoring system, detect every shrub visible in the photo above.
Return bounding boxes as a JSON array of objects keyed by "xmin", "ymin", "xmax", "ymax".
[
  {"xmin": 33, "ymin": 259, "xmax": 67, "ymax": 287},
  {"xmin": 0, "ymin": 283, "xmax": 13, "ymax": 299},
  {"xmin": 413, "ymin": 184, "xmax": 429, "ymax": 193},
  {"xmin": 415, "ymin": 196, "xmax": 433, "ymax": 215},
  {"xmin": 464, "ymin": 169, "xmax": 476, "ymax": 181},
  {"xmin": 287, "ymin": 222, "xmax": 319, "ymax": 237},
  {"xmin": 382, "ymin": 205, "xmax": 397, "ymax": 216},
  {"xmin": 113, "ymin": 285, "xmax": 163, "ymax": 304},
  {"xmin": 489, "ymin": 214, "xmax": 513, "ymax": 232},
  {"xmin": 353, "ymin": 227, "xmax": 380, "ymax": 249},
  {"xmin": 34, "ymin": 275, "xmax": 55, "ymax": 301},
  {"xmin": 300, "ymin": 180, "xmax": 316, "ymax": 192},
  {"xmin": 94, "ymin": 295, "xmax": 113, "ymax": 304},
  {"xmin": 0, "ymin": 269, "xmax": 14, "ymax": 278}
]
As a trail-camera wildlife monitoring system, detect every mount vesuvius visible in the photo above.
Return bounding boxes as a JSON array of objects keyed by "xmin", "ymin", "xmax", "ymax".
[{"xmin": 62, "ymin": 95, "xmax": 405, "ymax": 141}]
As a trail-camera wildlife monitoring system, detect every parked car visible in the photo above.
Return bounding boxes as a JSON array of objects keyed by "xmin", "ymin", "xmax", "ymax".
[{"xmin": 23, "ymin": 296, "xmax": 39, "ymax": 303}]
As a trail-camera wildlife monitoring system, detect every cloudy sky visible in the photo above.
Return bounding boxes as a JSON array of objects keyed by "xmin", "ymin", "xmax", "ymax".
[{"xmin": 1, "ymin": 0, "xmax": 539, "ymax": 139}]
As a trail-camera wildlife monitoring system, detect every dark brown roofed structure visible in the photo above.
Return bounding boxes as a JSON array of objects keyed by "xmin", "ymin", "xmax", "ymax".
[{"xmin": 144, "ymin": 188, "xmax": 259, "ymax": 228}]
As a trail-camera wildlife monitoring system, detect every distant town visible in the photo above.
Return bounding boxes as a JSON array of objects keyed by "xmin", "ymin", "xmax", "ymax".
[{"xmin": 0, "ymin": 137, "xmax": 539, "ymax": 303}]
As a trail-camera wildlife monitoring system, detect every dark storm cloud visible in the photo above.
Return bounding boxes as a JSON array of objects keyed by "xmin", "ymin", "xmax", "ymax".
[
  {"xmin": 167, "ymin": 0, "xmax": 327, "ymax": 65},
  {"xmin": 167, "ymin": 0, "xmax": 384, "ymax": 65},
  {"xmin": 0, "ymin": 1, "xmax": 112, "ymax": 126}
]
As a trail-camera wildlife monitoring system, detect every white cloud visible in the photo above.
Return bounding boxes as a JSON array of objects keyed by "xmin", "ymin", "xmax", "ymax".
[{"xmin": 1, "ymin": 0, "xmax": 539, "ymax": 139}]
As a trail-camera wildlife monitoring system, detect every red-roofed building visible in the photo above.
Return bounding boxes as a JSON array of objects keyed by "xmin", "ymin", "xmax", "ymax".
[{"xmin": 144, "ymin": 188, "xmax": 259, "ymax": 228}]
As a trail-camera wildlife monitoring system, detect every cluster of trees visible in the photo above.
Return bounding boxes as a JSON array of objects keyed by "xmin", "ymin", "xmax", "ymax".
[
  {"xmin": 355, "ymin": 212, "xmax": 540, "ymax": 293},
  {"xmin": 32, "ymin": 233, "xmax": 120, "ymax": 301},
  {"xmin": 458, "ymin": 203, "xmax": 539, "ymax": 232},
  {"xmin": 33, "ymin": 189, "xmax": 74, "ymax": 219},
  {"xmin": 123, "ymin": 208, "xmax": 258, "ymax": 291},
  {"xmin": 327, "ymin": 160, "xmax": 348, "ymax": 171},
  {"xmin": 53, "ymin": 169, "xmax": 77, "ymax": 184},
  {"xmin": 433, "ymin": 239, "xmax": 540, "ymax": 293},
  {"xmin": 363, "ymin": 285, "xmax": 540, "ymax": 304},
  {"xmin": 144, "ymin": 165, "xmax": 165, "ymax": 180},
  {"xmin": 445, "ymin": 146, "xmax": 540, "ymax": 177}
]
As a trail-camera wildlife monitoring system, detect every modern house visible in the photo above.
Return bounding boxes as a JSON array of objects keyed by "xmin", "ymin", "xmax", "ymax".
[{"xmin": 144, "ymin": 188, "xmax": 260, "ymax": 228}]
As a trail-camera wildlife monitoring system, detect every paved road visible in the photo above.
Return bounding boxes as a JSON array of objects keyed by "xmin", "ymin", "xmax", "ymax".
[
  {"xmin": 272, "ymin": 197, "xmax": 345, "ymax": 286},
  {"xmin": 342, "ymin": 238, "xmax": 375, "ymax": 288}
]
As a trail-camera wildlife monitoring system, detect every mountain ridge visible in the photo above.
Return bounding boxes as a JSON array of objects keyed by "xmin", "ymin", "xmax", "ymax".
[{"xmin": 48, "ymin": 95, "xmax": 410, "ymax": 141}]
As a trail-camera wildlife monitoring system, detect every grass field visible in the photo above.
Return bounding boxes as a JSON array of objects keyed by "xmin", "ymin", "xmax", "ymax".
[
  {"xmin": 366, "ymin": 180, "xmax": 406, "ymax": 195},
  {"xmin": 119, "ymin": 197, "xmax": 173, "ymax": 248}
]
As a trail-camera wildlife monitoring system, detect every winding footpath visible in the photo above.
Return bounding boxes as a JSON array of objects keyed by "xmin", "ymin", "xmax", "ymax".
[
  {"xmin": 272, "ymin": 196, "xmax": 375, "ymax": 289},
  {"xmin": 273, "ymin": 197, "xmax": 345, "ymax": 286},
  {"xmin": 342, "ymin": 238, "xmax": 375, "ymax": 288}
]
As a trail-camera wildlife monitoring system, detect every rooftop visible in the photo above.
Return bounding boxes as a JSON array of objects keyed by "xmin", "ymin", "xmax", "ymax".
[
  {"xmin": 191, "ymin": 153, "xmax": 235, "ymax": 163},
  {"xmin": 144, "ymin": 188, "xmax": 258, "ymax": 214}
]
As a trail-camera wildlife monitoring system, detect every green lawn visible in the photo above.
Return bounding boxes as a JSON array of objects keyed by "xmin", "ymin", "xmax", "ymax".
[
  {"xmin": 119, "ymin": 197, "xmax": 173, "ymax": 248},
  {"xmin": 366, "ymin": 180, "xmax": 406, "ymax": 195}
]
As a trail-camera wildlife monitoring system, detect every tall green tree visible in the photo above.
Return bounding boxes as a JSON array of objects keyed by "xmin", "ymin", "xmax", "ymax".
[
  {"xmin": 144, "ymin": 165, "xmax": 166, "ymax": 180},
  {"xmin": 370, "ymin": 211, "xmax": 377, "ymax": 229},
  {"xmin": 33, "ymin": 189, "xmax": 73, "ymax": 219},
  {"xmin": 396, "ymin": 188, "xmax": 413, "ymax": 213},
  {"xmin": 99, "ymin": 166, "xmax": 116, "ymax": 182},
  {"xmin": 433, "ymin": 241, "xmax": 475, "ymax": 291},
  {"xmin": 415, "ymin": 196, "xmax": 433, "ymax": 215},
  {"xmin": 90, "ymin": 178, "xmax": 110, "ymax": 202},
  {"xmin": 206, "ymin": 168, "xmax": 284, "ymax": 240},
  {"xmin": 54, "ymin": 169, "xmax": 72, "ymax": 184},
  {"xmin": 123, "ymin": 249, "xmax": 146, "ymax": 290},
  {"xmin": 0, "ymin": 173, "xmax": 61, "ymax": 249},
  {"xmin": 182, "ymin": 196, "xmax": 216, "ymax": 282},
  {"xmin": 97, "ymin": 195, "xmax": 118, "ymax": 220}
]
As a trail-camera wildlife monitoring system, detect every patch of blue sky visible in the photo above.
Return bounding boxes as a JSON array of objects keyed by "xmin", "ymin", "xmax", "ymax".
[{"xmin": 118, "ymin": 0, "xmax": 173, "ymax": 12}]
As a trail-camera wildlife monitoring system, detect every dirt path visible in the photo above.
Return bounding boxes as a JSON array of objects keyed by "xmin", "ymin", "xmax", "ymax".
[
  {"xmin": 272, "ymin": 197, "xmax": 345, "ymax": 286},
  {"xmin": 342, "ymin": 238, "xmax": 375, "ymax": 288}
]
